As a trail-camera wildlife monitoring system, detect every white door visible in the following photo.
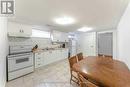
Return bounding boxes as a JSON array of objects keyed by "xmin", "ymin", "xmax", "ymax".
[{"xmin": 78, "ymin": 32, "xmax": 96, "ymax": 56}]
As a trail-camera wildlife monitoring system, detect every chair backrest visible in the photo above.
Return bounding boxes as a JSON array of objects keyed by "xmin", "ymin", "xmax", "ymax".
[
  {"xmin": 77, "ymin": 53, "xmax": 83, "ymax": 61},
  {"xmin": 68, "ymin": 56, "xmax": 78, "ymax": 69},
  {"xmin": 78, "ymin": 73, "xmax": 98, "ymax": 87}
]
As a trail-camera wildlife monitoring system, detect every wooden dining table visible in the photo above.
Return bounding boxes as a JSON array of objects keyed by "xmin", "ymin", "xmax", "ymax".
[{"xmin": 73, "ymin": 56, "xmax": 130, "ymax": 87}]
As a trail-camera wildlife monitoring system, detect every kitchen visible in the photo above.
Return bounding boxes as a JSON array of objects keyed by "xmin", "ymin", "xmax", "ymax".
[
  {"xmin": 0, "ymin": 0, "xmax": 130, "ymax": 87},
  {"xmin": 7, "ymin": 21, "xmax": 71, "ymax": 80}
]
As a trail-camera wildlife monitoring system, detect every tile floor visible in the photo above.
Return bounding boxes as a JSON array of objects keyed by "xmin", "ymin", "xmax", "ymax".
[{"xmin": 6, "ymin": 59, "xmax": 78, "ymax": 87}]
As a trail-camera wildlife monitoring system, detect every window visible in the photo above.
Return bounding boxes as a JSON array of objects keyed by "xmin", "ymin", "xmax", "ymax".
[{"xmin": 31, "ymin": 29, "xmax": 50, "ymax": 38}]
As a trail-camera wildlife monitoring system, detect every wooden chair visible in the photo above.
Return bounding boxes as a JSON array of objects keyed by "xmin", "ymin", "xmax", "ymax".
[
  {"xmin": 77, "ymin": 53, "xmax": 84, "ymax": 61},
  {"xmin": 68, "ymin": 56, "xmax": 78, "ymax": 84},
  {"xmin": 78, "ymin": 73, "xmax": 98, "ymax": 87}
]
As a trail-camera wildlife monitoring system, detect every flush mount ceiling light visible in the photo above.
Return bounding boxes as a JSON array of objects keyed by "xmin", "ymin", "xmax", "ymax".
[
  {"xmin": 77, "ymin": 27, "xmax": 93, "ymax": 32},
  {"xmin": 54, "ymin": 16, "xmax": 75, "ymax": 25}
]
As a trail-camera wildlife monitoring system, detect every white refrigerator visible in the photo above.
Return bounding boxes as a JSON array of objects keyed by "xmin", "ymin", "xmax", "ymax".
[{"xmin": 69, "ymin": 39, "xmax": 77, "ymax": 57}]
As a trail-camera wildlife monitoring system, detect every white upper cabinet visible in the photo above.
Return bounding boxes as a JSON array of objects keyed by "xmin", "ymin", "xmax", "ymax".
[
  {"xmin": 52, "ymin": 30, "xmax": 69, "ymax": 42},
  {"xmin": 21, "ymin": 24, "xmax": 32, "ymax": 36},
  {"xmin": 8, "ymin": 22, "xmax": 32, "ymax": 37},
  {"xmin": 64, "ymin": 33, "xmax": 69, "ymax": 42},
  {"xmin": 51, "ymin": 30, "xmax": 61, "ymax": 42}
]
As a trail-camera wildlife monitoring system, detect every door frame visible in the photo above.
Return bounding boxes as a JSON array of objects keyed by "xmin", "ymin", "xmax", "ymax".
[{"xmin": 96, "ymin": 30, "xmax": 117, "ymax": 59}]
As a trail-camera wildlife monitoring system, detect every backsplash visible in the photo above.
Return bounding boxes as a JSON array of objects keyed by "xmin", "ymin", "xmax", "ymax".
[{"xmin": 8, "ymin": 37, "xmax": 52, "ymax": 49}]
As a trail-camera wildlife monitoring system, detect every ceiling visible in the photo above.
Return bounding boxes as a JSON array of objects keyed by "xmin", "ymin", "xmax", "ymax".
[{"xmin": 9, "ymin": 0, "xmax": 129, "ymax": 32}]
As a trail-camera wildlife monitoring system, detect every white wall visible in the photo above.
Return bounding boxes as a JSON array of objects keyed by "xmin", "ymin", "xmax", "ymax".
[
  {"xmin": 117, "ymin": 2, "xmax": 130, "ymax": 69},
  {"xmin": 0, "ymin": 17, "xmax": 8, "ymax": 87}
]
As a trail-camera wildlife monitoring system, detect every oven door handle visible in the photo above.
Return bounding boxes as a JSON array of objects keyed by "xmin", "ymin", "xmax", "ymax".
[{"xmin": 8, "ymin": 56, "xmax": 32, "ymax": 60}]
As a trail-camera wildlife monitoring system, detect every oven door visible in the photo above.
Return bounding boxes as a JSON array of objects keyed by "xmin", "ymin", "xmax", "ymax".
[{"xmin": 8, "ymin": 53, "xmax": 33, "ymax": 72}]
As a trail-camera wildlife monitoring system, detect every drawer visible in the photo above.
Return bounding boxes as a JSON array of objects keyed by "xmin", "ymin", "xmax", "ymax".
[
  {"xmin": 8, "ymin": 66, "xmax": 34, "ymax": 81},
  {"xmin": 35, "ymin": 53, "xmax": 42, "ymax": 57},
  {"xmin": 35, "ymin": 60, "xmax": 42, "ymax": 65},
  {"xmin": 35, "ymin": 58, "xmax": 42, "ymax": 63},
  {"xmin": 35, "ymin": 62, "xmax": 42, "ymax": 68},
  {"xmin": 35, "ymin": 57, "xmax": 42, "ymax": 61}
]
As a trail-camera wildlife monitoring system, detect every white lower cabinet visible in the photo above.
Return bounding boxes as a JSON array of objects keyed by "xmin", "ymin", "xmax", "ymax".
[
  {"xmin": 42, "ymin": 51, "xmax": 54, "ymax": 66},
  {"xmin": 63, "ymin": 49, "xmax": 69, "ymax": 58},
  {"xmin": 34, "ymin": 49, "xmax": 69, "ymax": 69}
]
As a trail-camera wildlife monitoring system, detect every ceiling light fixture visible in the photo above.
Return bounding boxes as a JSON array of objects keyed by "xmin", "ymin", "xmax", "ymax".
[
  {"xmin": 54, "ymin": 16, "xmax": 75, "ymax": 25},
  {"xmin": 77, "ymin": 27, "xmax": 93, "ymax": 32}
]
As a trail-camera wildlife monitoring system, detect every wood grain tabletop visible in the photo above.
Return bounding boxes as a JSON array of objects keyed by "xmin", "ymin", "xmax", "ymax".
[{"xmin": 73, "ymin": 56, "xmax": 130, "ymax": 87}]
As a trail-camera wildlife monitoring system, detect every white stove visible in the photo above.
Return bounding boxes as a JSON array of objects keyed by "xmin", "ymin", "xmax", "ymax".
[{"xmin": 7, "ymin": 44, "xmax": 34, "ymax": 81}]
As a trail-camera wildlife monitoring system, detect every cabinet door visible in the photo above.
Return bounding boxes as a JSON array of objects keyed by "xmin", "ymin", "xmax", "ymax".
[
  {"xmin": 52, "ymin": 31, "xmax": 61, "ymax": 42},
  {"xmin": 21, "ymin": 24, "xmax": 32, "ymax": 37},
  {"xmin": 64, "ymin": 33, "xmax": 69, "ymax": 42},
  {"xmin": 61, "ymin": 49, "xmax": 69, "ymax": 59},
  {"xmin": 55, "ymin": 50, "xmax": 62, "ymax": 61},
  {"xmin": 43, "ymin": 51, "xmax": 53, "ymax": 65},
  {"xmin": 8, "ymin": 22, "xmax": 22, "ymax": 36},
  {"xmin": 64, "ymin": 49, "xmax": 69, "ymax": 58},
  {"xmin": 59, "ymin": 32, "xmax": 69, "ymax": 42},
  {"xmin": 52, "ymin": 30, "xmax": 69, "ymax": 42},
  {"xmin": 59, "ymin": 32, "xmax": 64, "ymax": 42},
  {"xmin": 8, "ymin": 22, "xmax": 32, "ymax": 37}
]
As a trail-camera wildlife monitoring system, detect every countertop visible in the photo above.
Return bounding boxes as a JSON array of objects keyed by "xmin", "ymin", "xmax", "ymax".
[{"xmin": 33, "ymin": 48, "xmax": 69, "ymax": 53}]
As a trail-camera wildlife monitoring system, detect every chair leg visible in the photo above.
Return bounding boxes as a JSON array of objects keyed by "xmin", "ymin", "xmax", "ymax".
[{"xmin": 70, "ymin": 70, "xmax": 72, "ymax": 84}]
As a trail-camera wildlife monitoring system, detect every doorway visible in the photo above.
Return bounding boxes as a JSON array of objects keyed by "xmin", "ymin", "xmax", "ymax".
[{"xmin": 98, "ymin": 32, "xmax": 113, "ymax": 58}]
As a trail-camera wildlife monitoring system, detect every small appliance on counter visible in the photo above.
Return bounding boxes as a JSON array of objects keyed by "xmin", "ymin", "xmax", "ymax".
[
  {"xmin": 7, "ymin": 44, "xmax": 34, "ymax": 81},
  {"xmin": 62, "ymin": 44, "xmax": 65, "ymax": 48}
]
